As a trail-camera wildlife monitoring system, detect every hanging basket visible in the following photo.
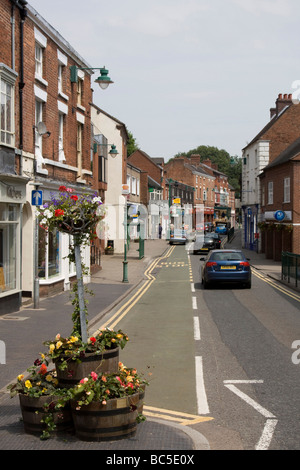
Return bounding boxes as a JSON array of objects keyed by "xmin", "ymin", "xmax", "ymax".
[
  {"xmin": 54, "ymin": 347, "xmax": 120, "ymax": 388},
  {"xmin": 57, "ymin": 216, "xmax": 95, "ymax": 235},
  {"xmin": 70, "ymin": 390, "xmax": 143, "ymax": 441}
]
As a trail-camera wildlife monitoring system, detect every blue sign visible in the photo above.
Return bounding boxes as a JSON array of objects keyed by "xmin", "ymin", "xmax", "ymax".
[
  {"xmin": 31, "ymin": 190, "xmax": 43, "ymax": 206},
  {"xmin": 274, "ymin": 210, "xmax": 285, "ymax": 221}
]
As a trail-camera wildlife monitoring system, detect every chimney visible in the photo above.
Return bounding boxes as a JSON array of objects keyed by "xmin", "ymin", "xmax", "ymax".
[
  {"xmin": 190, "ymin": 154, "xmax": 201, "ymax": 166},
  {"xmin": 270, "ymin": 93, "xmax": 293, "ymax": 119},
  {"xmin": 202, "ymin": 159, "xmax": 212, "ymax": 167}
]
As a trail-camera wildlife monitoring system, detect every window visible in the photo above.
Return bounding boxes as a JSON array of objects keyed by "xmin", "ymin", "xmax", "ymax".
[
  {"xmin": 136, "ymin": 178, "xmax": 140, "ymax": 196},
  {"xmin": 284, "ymin": 177, "xmax": 290, "ymax": 203},
  {"xmin": 0, "ymin": 203, "xmax": 19, "ymax": 292},
  {"xmin": 58, "ymin": 64, "xmax": 63, "ymax": 94},
  {"xmin": 38, "ymin": 227, "xmax": 60, "ymax": 280},
  {"xmin": 35, "ymin": 44, "xmax": 43, "ymax": 77},
  {"xmin": 35, "ymin": 100, "xmax": 43, "ymax": 160},
  {"xmin": 76, "ymin": 70, "xmax": 85, "ymax": 107},
  {"xmin": 268, "ymin": 181, "xmax": 273, "ymax": 204},
  {"xmin": 57, "ymin": 50, "xmax": 68, "ymax": 100},
  {"xmin": 127, "ymin": 174, "xmax": 131, "ymax": 192},
  {"xmin": 58, "ymin": 113, "xmax": 66, "ymax": 162},
  {"xmin": 34, "ymin": 28, "xmax": 47, "ymax": 86},
  {"xmin": 131, "ymin": 177, "xmax": 137, "ymax": 195},
  {"xmin": 77, "ymin": 123, "xmax": 83, "ymax": 178},
  {"xmin": 0, "ymin": 64, "xmax": 17, "ymax": 146}
]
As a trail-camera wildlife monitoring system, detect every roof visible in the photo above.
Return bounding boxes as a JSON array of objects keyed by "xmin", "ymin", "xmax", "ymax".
[
  {"xmin": 148, "ymin": 175, "xmax": 161, "ymax": 189},
  {"xmin": 243, "ymin": 105, "xmax": 291, "ymax": 150}
]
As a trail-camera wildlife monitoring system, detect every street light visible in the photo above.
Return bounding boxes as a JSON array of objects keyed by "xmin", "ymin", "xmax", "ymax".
[
  {"xmin": 70, "ymin": 65, "xmax": 114, "ymax": 89},
  {"xmin": 93, "ymin": 141, "xmax": 119, "ymax": 157}
]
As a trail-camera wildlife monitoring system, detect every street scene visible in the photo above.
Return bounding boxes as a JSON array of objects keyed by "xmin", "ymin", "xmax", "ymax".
[{"xmin": 1, "ymin": 0, "xmax": 300, "ymax": 455}]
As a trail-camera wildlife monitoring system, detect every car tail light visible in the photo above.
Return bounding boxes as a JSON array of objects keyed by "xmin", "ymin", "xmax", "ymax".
[
  {"xmin": 240, "ymin": 261, "xmax": 250, "ymax": 267},
  {"xmin": 206, "ymin": 261, "xmax": 217, "ymax": 267}
]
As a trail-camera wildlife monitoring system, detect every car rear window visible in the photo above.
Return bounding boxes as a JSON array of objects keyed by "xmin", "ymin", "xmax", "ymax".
[{"xmin": 210, "ymin": 252, "xmax": 244, "ymax": 261}]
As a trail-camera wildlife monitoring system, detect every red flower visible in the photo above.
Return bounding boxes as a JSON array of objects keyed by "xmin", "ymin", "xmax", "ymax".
[
  {"xmin": 59, "ymin": 185, "xmax": 67, "ymax": 192},
  {"xmin": 39, "ymin": 364, "xmax": 47, "ymax": 375},
  {"xmin": 90, "ymin": 336, "xmax": 96, "ymax": 345},
  {"xmin": 71, "ymin": 195, "xmax": 78, "ymax": 201},
  {"xmin": 55, "ymin": 209, "xmax": 64, "ymax": 217}
]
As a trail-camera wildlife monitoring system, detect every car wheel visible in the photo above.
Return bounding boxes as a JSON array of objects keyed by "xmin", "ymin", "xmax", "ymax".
[
  {"xmin": 245, "ymin": 281, "xmax": 251, "ymax": 289},
  {"xmin": 203, "ymin": 278, "xmax": 210, "ymax": 289}
]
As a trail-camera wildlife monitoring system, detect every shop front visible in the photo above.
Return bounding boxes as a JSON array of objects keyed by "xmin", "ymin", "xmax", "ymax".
[{"xmin": 0, "ymin": 175, "xmax": 28, "ymax": 314}]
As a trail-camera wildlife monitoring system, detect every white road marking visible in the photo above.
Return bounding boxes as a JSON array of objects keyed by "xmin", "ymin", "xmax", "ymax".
[
  {"xmin": 192, "ymin": 296, "xmax": 197, "ymax": 310},
  {"xmin": 224, "ymin": 383, "xmax": 275, "ymax": 418},
  {"xmin": 224, "ymin": 380, "xmax": 277, "ymax": 450},
  {"xmin": 195, "ymin": 356, "xmax": 210, "ymax": 415},
  {"xmin": 256, "ymin": 419, "xmax": 278, "ymax": 450},
  {"xmin": 191, "ymin": 283, "xmax": 195, "ymax": 292},
  {"xmin": 193, "ymin": 316, "xmax": 201, "ymax": 341}
]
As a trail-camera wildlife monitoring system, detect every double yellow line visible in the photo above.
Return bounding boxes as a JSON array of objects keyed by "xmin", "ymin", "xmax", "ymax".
[
  {"xmin": 94, "ymin": 245, "xmax": 175, "ymax": 332},
  {"xmin": 252, "ymin": 268, "xmax": 300, "ymax": 303}
]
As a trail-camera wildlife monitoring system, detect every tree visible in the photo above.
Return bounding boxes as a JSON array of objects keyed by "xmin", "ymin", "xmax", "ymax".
[
  {"xmin": 171, "ymin": 145, "xmax": 241, "ymax": 197},
  {"xmin": 127, "ymin": 131, "xmax": 139, "ymax": 157}
]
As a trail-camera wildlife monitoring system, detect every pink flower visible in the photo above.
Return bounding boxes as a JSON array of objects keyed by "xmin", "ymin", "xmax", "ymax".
[
  {"xmin": 91, "ymin": 371, "xmax": 98, "ymax": 381},
  {"xmin": 80, "ymin": 377, "xmax": 88, "ymax": 384}
]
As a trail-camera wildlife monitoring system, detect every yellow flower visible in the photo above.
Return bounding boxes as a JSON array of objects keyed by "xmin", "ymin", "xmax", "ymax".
[
  {"xmin": 45, "ymin": 375, "xmax": 53, "ymax": 382},
  {"xmin": 55, "ymin": 334, "xmax": 61, "ymax": 340},
  {"xmin": 111, "ymin": 338, "xmax": 116, "ymax": 343},
  {"xmin": 116, "ymin": 334, "xmax": 123, "ymax": 339},
  {"xmin": 56, "ymin": 341, "xmax": 63, "ymax": 349},
  {"xmin": 69, "ymin": 336, "xmax": 78, "ymax": 343},
  {"xmin": 40, "ymin": 353, "xmax": 45, "ymax": 360},
  {"xmin": 25, "ymin": 380, "xmax": 32, "ymax": 389},
  {"xmin": 126, "ymin": 375, "xmax": 134, "ymax": 383},
  {"xmin": 49, "ymin": 344, "xmax": 55, "ymax": 353},
  {"xmin": 42, "ymin": 388, "xmax": 47, "ymax": 393},
  {"xmin": 17, "ymin": 374, "xmax": 24, "ymax": 381}
]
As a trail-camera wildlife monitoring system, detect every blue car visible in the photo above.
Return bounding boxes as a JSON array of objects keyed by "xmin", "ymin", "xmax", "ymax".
[
  {"xmin": 215, "ymin": 224, "xmax": 227, "ymax": 235},
  {"xmin": 200, "ymin": 249, "xmax": 251, "ymax": 289}
]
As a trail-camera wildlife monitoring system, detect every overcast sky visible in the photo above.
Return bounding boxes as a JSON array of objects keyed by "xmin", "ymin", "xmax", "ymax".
[{"xmin": 28, "ymin": 0, "xmax": 300, "ymax": 161}]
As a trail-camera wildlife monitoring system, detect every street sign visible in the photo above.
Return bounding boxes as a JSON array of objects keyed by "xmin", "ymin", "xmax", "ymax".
[
  {"xmin": 122, "ymin": 184, "xmax": 130, "ymax": 195},
  {"xmin": 274, "ymin": 210, "xmax": 285, "ymax": 221},
  {"xmin": 31, "ymin": 190, "xmax": 43, "ymax": 206}
]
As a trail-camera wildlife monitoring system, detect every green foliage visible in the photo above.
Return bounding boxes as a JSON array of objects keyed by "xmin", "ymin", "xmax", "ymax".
[
  {"xmin": 171, "ymin": 145, "xmax": 242, "ymax": 197},
  {"xmin": 127, "ymin": 131, "xmax": 139, "ymax": 157}
]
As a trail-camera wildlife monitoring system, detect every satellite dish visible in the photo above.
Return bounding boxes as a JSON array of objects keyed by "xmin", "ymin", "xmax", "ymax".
[{"xmin": 37, "ymin": 122, "xmax": 47, "ymax": 135}]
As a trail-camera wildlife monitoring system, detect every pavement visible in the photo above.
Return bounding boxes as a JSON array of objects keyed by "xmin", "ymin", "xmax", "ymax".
[{"xmin": 0, "ymin": 231, "xmax": 290, "ymax": 452}]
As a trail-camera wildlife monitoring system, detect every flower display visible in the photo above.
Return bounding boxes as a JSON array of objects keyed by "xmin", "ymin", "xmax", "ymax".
[
  {"xmin": 36, "ymin": 185, "xmax": 106, "ymax": 243},
  {"xmin": 7, "ymin": 356, "xmax": 61, "ymax": 398},
  {"xmin": 44, "ymin": 329, "xmax": 129, "ymax": 370},
  {"xmin": 69, "ymin": 363, "xmax": 148, "ymax": 410}
]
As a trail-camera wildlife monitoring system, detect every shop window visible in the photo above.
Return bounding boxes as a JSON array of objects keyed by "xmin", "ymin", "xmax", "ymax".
[
  {"xmin": 0, "ymin": 203, "xmax": 19, "ymax": 293},
  {"xmin": 38, "ymin": 227, "xmax": 60, "ymax": 279}
]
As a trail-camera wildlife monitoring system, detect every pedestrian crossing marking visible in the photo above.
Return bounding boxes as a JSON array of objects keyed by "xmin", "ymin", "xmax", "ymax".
[{"xmin": 144, "ymin": 405, "xmax": 213, "ymax": 425}]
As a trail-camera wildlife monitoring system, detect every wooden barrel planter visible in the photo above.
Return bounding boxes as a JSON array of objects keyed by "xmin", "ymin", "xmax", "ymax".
[
  {"xmin": 70, "ymin": 391, "xmax": 142, "ymax": 441},
  {"xmin": 19, "ymin": 394, "xmax": 73, "ymax": 436},
  {"xmin": 55, "ymin": 347, "xmax": 119, "ymax": 388}
]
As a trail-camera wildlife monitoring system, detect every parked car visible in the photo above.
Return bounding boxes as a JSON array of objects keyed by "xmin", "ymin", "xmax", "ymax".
[
  {"xmin": 215, "ymin": 223, "xmax": 227, "ymax": 235},
  {"xmin": 169, "ymin": 228, "xmax": 187, "ymax": 245},
  {"xmin": 200, "ymin": 249, "xmax": 251, "ymax": 288},
  {"xmin": 211, "ymin": 233, "xmax": 222, "ymax": 249},
  {"xmin": 204, "ymin": 222, "xmax": 213, "ymax": 232},
  {"xmin": 193, "ymin": 234, "xmax": 217, "ymax": 254}
]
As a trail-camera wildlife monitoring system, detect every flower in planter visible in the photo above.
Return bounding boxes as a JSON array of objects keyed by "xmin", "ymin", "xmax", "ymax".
[
  {"xmin": 7, "ymin": 356, "xmax": 60, "ymax": 398},
  {"xmin": 69, "ymin": 363, "xmax": 148, "ymax": 411},
  {"xmin": 44, "ymin": 329, "xmax": 129, "ymax": 371}
]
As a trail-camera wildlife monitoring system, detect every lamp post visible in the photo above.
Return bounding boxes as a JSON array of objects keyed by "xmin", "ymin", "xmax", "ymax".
[
  {"xmin": 121, "ymin": 185, "xmax": 129, "ymax": 283},
  {"xmin": 70, "ymin": 65, "xmax": 114, "ymax": 89}
]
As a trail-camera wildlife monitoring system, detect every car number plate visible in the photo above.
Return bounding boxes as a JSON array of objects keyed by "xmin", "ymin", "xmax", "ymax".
[
  {"xmin": 221, "ymin": 266, "xmax": 236, "ymax": 270},
  {"xmin": 201, "ymin": 248, "xmax": 208, "ymax": 250}
]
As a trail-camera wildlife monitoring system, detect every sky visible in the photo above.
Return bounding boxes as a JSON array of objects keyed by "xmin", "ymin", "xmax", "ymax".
[{"xmin": 28, "ymin": 0, "xmax": 300, "ymax": 162}]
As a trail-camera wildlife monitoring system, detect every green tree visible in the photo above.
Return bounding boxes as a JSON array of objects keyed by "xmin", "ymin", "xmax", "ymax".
[
  {"xmin": 127, "ymin": 131, "xmax": 139, "ymax": 157},
  {"xmin": 171, "ymin": 145, "xmax": 241, "ymax": 197}
]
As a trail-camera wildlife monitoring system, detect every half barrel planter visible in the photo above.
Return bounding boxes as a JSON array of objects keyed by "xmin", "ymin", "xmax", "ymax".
[
  {"xmin": 55, "ymin": 347, "xmax": 120, "ymax": 388},
  {"xmin": 19, "ymin": 394, "xmax": 73, "ymax": 436},
  {"xmin": 70, "ymin": 390, "xmax": 144, "ymax": 441}
]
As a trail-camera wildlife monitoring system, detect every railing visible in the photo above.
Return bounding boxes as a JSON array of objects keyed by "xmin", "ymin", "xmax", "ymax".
[
  {"xmin": 90, "ymin": 245, "xmax": 101, "ymax": 266},
  {"xmin": 282, "ymin": 252, "xmax": 300, "ymax": 288},
  {"xmin": 227, "ymin": 227, "xmax": 235, "ymax": 242}
]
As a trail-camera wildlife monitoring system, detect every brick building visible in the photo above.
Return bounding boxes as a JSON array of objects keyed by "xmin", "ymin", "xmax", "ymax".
[
  {"xmin": 242, "ymin": 93, "xmax": 300, "ymax": 251},
  {"xmin": 164, "ymin": 154, "xmax": 232, "ymax": 228},
  {"xmin": 0, "ymin": 0, "xmax": 105, "ymax": 311},
  {"xmin": 259, "ymin": 137, "xmax": 300, "ymax": 259}
]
